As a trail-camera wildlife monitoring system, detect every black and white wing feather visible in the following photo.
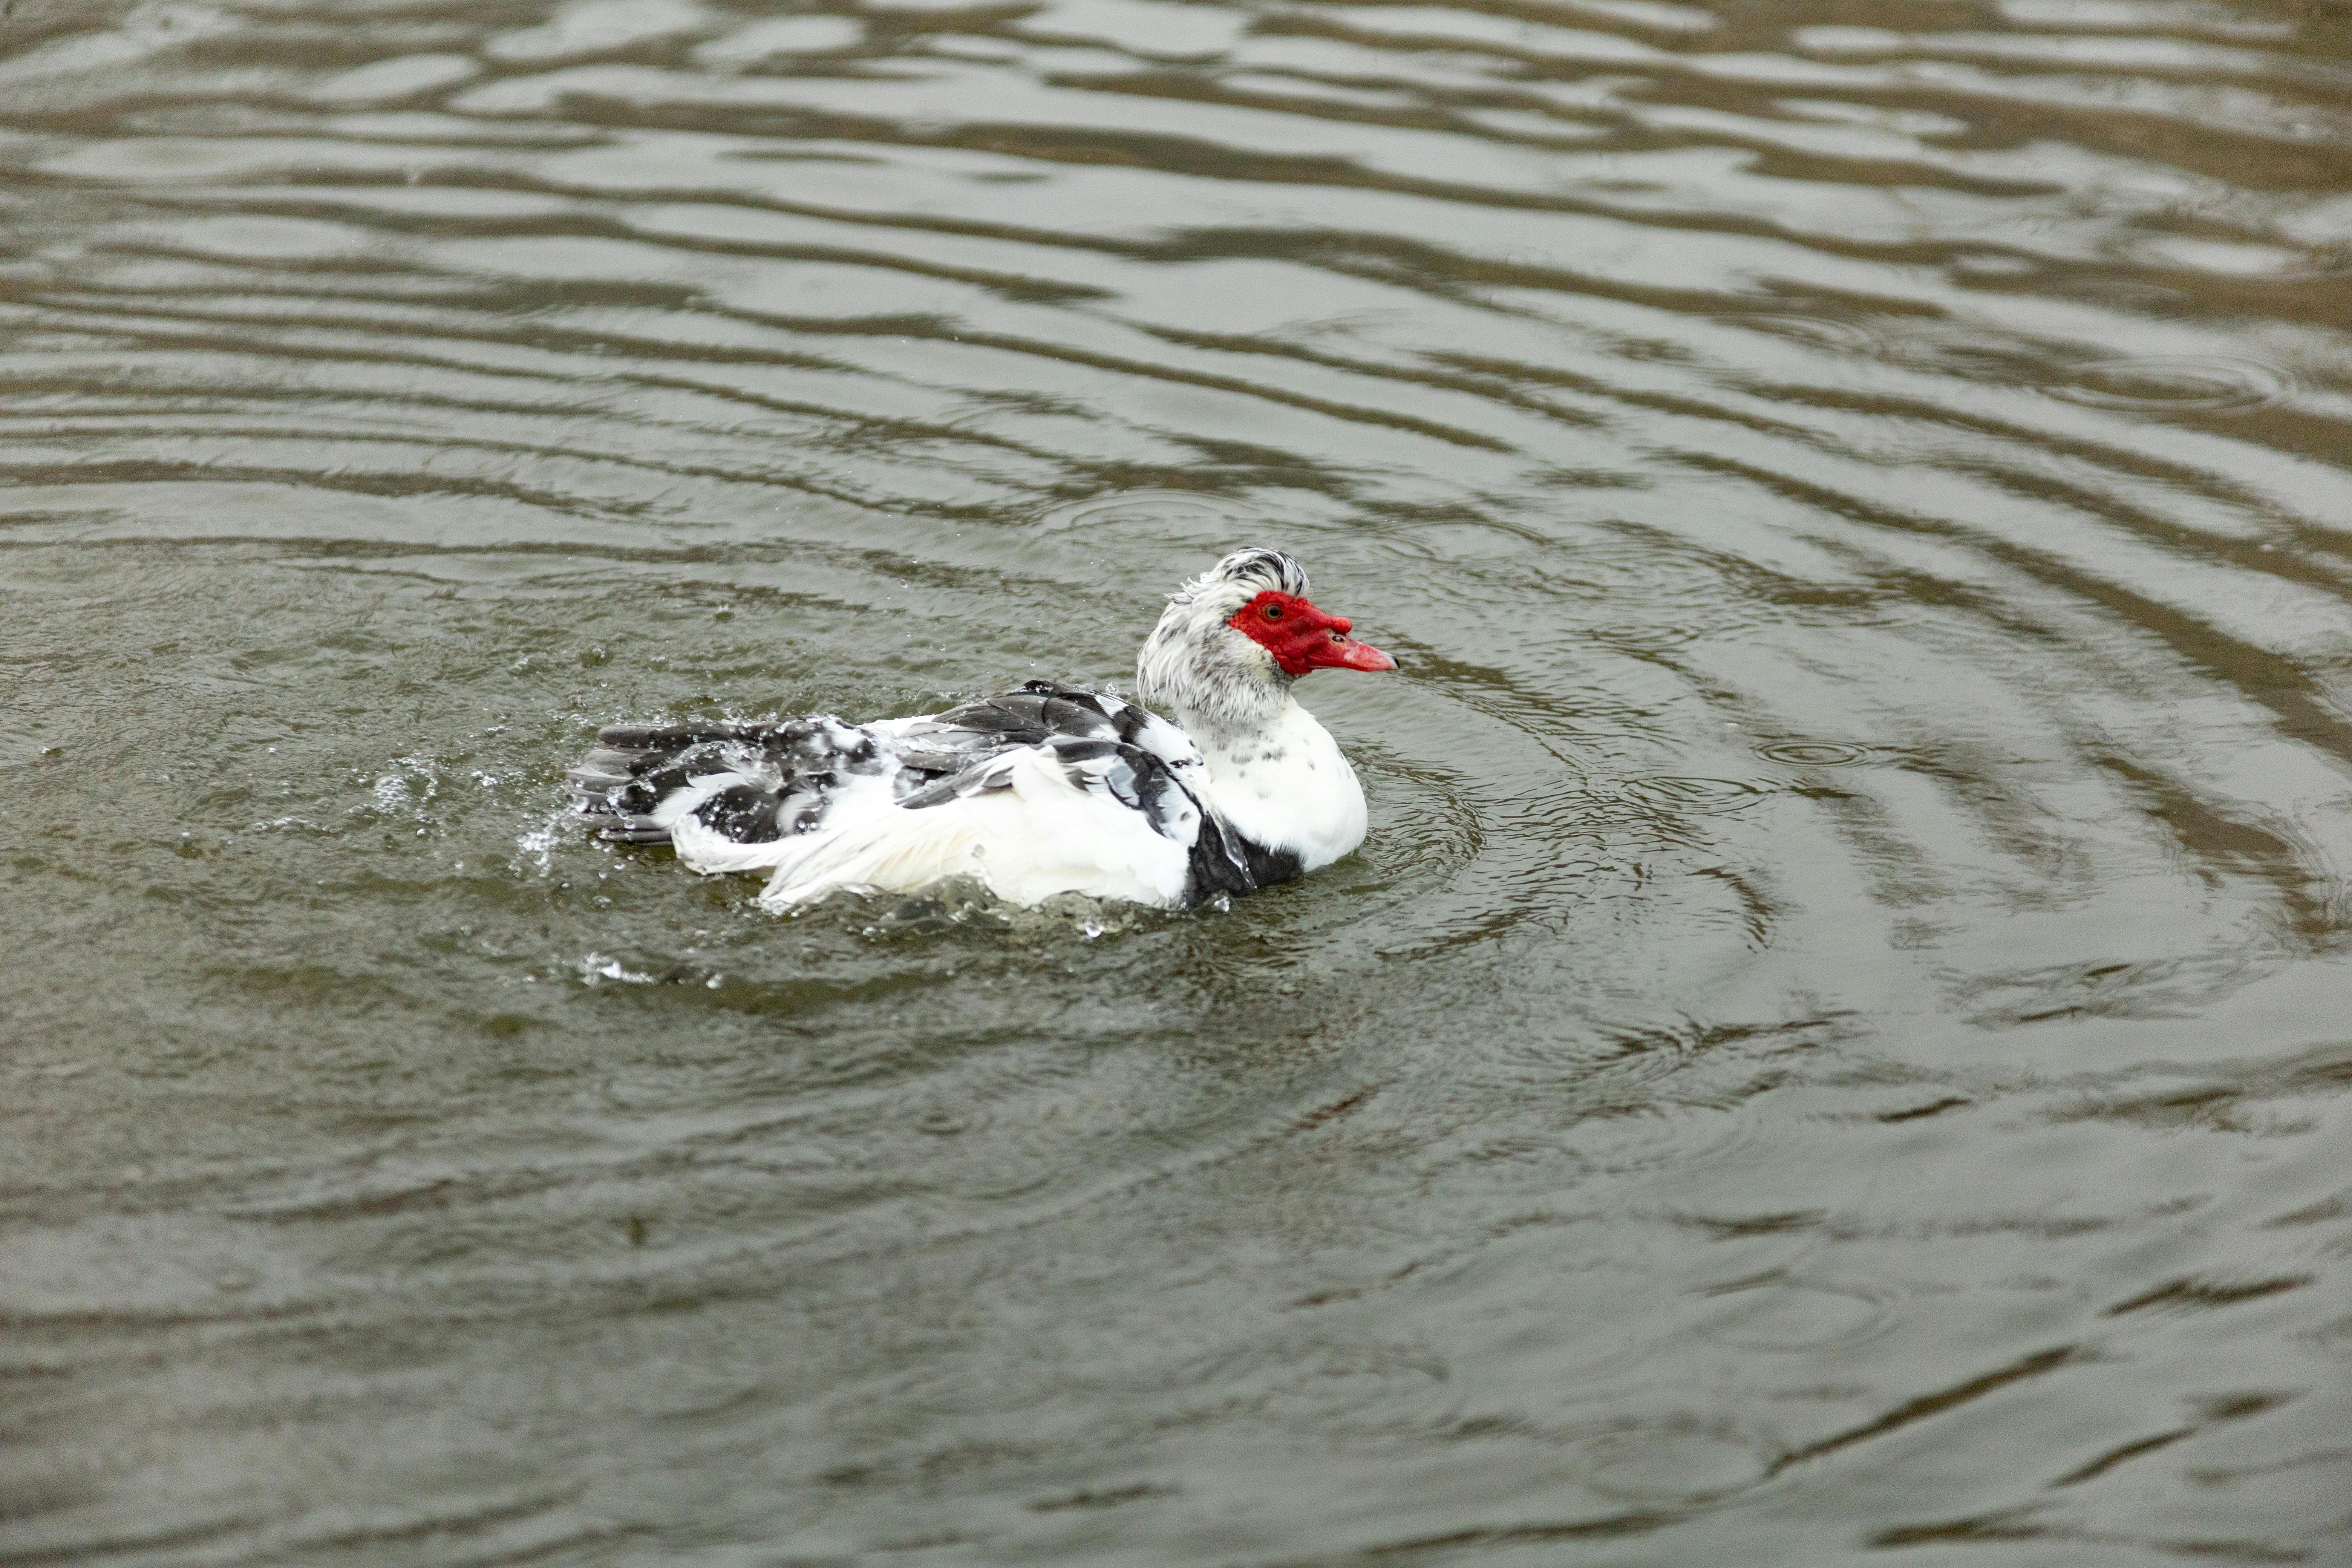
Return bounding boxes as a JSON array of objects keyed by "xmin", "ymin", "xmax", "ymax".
[{"xmin": 568, "ymin": 681, "xmax": 1274, "ymax": 908}]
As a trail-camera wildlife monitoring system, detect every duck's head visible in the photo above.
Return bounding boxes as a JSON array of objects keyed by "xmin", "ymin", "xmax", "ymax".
[{"xmin": 1136, "ymin": 547, "xmax": 1395, "ymax": 731}]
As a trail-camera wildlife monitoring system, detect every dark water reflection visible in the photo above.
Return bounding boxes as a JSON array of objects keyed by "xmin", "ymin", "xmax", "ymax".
[{"xmin": 6, "ymin": 0, "xmax": 2352, "ymax": 1560}]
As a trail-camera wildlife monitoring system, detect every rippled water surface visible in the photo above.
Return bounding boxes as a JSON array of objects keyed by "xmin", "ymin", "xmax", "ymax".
[{"xmin": 9, "ymin": 0, "xmax": 2352, "ymax": 1560}]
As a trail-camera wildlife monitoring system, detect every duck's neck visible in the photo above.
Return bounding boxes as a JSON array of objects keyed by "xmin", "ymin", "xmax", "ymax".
[{"xmin": 1170, "ymin": 693, "xmax": 1368, "ymax": 873}]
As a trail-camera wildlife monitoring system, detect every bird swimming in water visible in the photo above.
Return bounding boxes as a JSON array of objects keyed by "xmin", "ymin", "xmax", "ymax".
[{"xmin": 568, "ymin": 547, "xmax": 1396, "ymax": 910}]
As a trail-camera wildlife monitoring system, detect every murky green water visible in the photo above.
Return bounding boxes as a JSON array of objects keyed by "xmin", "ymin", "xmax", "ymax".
[{"xmin": 6, "ymin": 0, "xmax": 2352, "ymax": 1561}]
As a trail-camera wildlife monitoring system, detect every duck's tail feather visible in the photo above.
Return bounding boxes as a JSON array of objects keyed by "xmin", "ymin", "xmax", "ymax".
[{"xmin": 568, "ymin": 722, "xmax": 759, "ymax": 842}]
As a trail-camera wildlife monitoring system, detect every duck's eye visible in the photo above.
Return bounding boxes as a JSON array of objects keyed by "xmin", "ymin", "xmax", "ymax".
[{"xmin": 1264, "ymin": 605, "xmax": 1283, "ymax": 620}]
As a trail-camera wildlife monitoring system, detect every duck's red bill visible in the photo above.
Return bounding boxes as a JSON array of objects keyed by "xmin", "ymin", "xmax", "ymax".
[
  {"xmin": 1307, "ymin": 637, "xmax": 1396, "ymax": 672},
  {"xmin": 1230, "ymin": 590, "xmax": 1398, "ymax": 674}
]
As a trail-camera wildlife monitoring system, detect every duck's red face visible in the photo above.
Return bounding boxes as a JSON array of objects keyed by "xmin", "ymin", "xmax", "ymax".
[{"xmin": 1230, "ymin": 590, "xmax": 1397, "ymax": 675}]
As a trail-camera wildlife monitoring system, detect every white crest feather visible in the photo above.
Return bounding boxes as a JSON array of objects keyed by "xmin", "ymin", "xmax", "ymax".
[{"xmin": 1137, "ymin": 547, "xmax": 1309, "ymax": 736}]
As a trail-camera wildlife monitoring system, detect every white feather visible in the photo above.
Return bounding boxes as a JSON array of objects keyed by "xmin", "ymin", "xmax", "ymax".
[
  {"xmin": 734, "ymin": 745, "xmax": 1191, "ymax": 910},
  {"xmin": 1190, "ymin": 697, "xmax": 1367, "ymax": 872}
]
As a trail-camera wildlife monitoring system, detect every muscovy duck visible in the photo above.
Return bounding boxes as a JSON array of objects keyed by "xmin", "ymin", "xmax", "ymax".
[{"xmin": 568, "ymin": 548, "xmax": 1396, "ymax": 909}]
